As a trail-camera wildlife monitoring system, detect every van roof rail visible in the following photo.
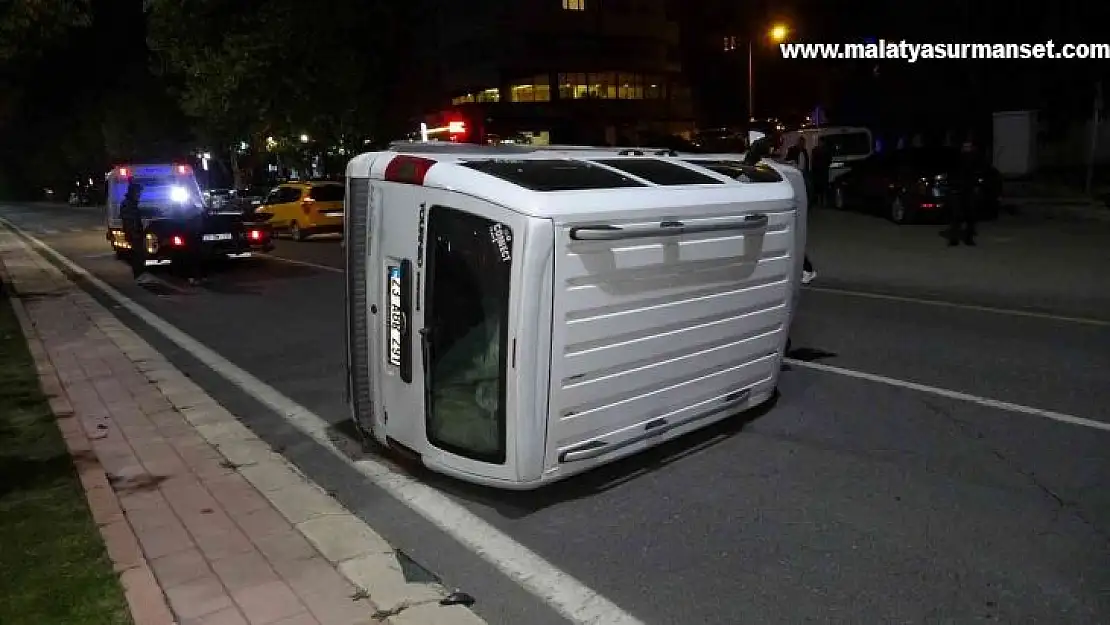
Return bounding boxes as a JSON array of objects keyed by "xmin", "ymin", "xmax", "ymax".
[{"xmin": 387, "ymin": 141, "xmax": 535, "ymax": 154}]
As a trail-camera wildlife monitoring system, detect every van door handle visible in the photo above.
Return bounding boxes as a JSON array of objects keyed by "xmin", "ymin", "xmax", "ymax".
[{"xmin": 569, "ymin": 214, "xmax": 769, "ymax": 241}]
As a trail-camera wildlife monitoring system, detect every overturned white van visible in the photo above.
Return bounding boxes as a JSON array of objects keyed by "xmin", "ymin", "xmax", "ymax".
[{"xmin": 344, "ymin": 142, "xmax": 806, "ymax": 489}]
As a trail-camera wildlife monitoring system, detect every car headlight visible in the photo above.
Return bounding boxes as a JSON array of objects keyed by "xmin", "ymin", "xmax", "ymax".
[{"xmin": 170, "ymin": 185, "xmax": 190, "ymax": 203}]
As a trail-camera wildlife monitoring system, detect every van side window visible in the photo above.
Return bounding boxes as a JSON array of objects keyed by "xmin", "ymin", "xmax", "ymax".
[{"xmin": 423, "ymin": 205, "xmax": 512, "ymax": 464}]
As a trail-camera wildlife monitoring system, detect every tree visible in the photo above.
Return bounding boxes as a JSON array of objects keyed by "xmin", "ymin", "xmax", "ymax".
[
  {"xmin": 145, "ymin": 0, "xmax": 409, "ymax": 154},
  {"xmin": 0, "ymin": 0, "xmax": 91, "ymax": 63}
]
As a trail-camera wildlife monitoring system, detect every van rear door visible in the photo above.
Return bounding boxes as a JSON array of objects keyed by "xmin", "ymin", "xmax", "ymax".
[
  {"xmin": 377, "ymin": 185, "xmax": 533, "ymax": 483},
  {"xmin": 545, "ymin": 188, "xmax": 797, "ymax": 470}
]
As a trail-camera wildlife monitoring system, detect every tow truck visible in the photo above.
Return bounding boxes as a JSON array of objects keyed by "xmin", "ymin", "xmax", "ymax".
[{"xmin": 104, "ymin": 163, "xmax": 274, "ymax": 266}]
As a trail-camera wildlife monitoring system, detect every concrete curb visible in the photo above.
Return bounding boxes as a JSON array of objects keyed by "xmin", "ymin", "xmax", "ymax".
[
  {"xmin": 0, "ymin": 259, "xmax": 178, "ymax": 625},
  {"xmin": 0, "ymin": 218, "xmax": 488, "ymax": 624}
]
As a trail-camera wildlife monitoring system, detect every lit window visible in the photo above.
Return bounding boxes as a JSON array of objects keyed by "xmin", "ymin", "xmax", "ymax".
[
  {"xmin": 617, "ymin": 73, "xmax": 642, "ymax": 99},
  {"xmin": 724, "ymin": 36, "xmax": 737, "ymax": 51},
  {"xmin": 451, "ymin": 93, "xmax": 476, "ymax": 106},
  {"xmin": 510, "ymin": 75, "xmax": 551, "ymax": 102},
  {"xmin": 558, "ymin": 73, "xmax": 588, "ymax": 99},
  {"xmin": 476, "ymin": 88, "xmax": 500, "ymax": 103},
  {"xmin": 586, "ymin": 72, "xmax": 616, "ymax": 99},
  {"xmin": 560, "ymin": 72, "xmax": 660, "ymax": 100},
  {"xmin": 562, "ymin": 0, "xmax": 585, "ymax": 10}
]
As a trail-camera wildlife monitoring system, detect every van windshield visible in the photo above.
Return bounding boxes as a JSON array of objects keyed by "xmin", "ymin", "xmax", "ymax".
[
  {"xmin": 424, "ymin": 206, "xmax": 512, "ymax": 464},
  {"xmin": 111, "ymin": 172, "xmax": 204, "ymax": 214}
]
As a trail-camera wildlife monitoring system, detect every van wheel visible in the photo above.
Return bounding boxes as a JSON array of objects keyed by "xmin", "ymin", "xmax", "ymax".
[{"xmin": 289, "ymin": 221, "xmax": 306, "ymax": 241}]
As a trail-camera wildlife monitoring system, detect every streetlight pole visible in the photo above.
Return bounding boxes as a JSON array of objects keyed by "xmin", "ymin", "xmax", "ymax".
[
  {"xmin": 748, "ymin": 40, "xmax": 754, "ymax": 122},
  {"xmin": 747, "ymin": 24, "xmax": 788, "ymax": 124}
]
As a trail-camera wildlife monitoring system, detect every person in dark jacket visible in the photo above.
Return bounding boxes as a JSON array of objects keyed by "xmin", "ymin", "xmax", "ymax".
[
  {"xmin": 945, "ymin": 139, "xmax": 981, "ymax": 246},
  {"xmin": 179, "ymin": 209, "xmax": 209, "ymax": 285},
  {"xmin": 810, "ymin": 138, "xmax": 832, "ymax": 209},
  {"xmin": 119, "ymin": 183, "xmax": 155, "ymax": 284}
]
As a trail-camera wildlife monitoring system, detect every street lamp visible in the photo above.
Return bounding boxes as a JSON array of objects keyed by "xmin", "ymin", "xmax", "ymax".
[
  {"xmin": 300, "ymin": 134, "xmax": 309, "ymax": 143},
  {"xmin": 749, "ymin": 23, "xmax": 790, "ymax": 121}
]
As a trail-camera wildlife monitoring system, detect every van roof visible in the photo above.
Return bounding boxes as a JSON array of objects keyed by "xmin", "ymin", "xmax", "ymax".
[
  {"xmin": 783, "ymin": 126, "xmax": 870, "ymax": 135},
  {"xmin": 346, "ymin": 144, "xmax": 796, "ymax": 220}
]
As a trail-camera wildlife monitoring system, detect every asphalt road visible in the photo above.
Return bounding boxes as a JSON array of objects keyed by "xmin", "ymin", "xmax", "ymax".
[{"xmin": 3, "ymin": 202, "xmax": 1109, "ymax": 625}]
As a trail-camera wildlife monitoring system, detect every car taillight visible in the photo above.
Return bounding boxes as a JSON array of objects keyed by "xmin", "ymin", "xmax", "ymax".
[
  {"xmin": 248, "ymin": 229, "xmax": 262, "ymax": 241},
  {"xmin": 171, "ymin": 235, "xmax": 185, "ymax": 247}
]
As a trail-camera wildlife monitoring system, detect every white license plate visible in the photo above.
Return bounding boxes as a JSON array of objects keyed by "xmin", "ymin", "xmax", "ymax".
[
  {"xmin": 387, "ymin": 267, "xmax": 402, "ymax": 367},
  {"xmin": 203, "ymin": 232, "xmax": 233, "ymax": 241},
  {"xmin": 323, "ymin": 211, "xmax": 344, "ymax": 218}
]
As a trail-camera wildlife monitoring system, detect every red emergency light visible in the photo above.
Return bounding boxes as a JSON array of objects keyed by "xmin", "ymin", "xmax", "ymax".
[
  {"xmin": 384, "ymin": 156, "xmax": 436, "ymax": 186},
  {"xmin": 118, "ymin": 167, "xmax": 130, "ymax": 177},
  {"xmin": 171, "ymin": 235, "xmax": 185, "ymax": 247},
  {"xmin": 176, "ymin": 164, "xmax": 190, "ymax": 174},
  {"xmin": 248, "ymin": 229, "xmax": 263, "ymax": 241},
  {"xmin": 447, "ymin": 120, "xmax": 466, "ymax": 134}
]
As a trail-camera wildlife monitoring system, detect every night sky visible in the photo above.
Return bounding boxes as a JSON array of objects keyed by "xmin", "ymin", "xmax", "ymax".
[{"xmin": 2, "ymin": 0, "xmax": 1108, "ymax": 193}]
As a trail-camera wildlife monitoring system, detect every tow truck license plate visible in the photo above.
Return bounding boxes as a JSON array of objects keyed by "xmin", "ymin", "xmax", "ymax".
[
  {"xmin": 387, "ymin": 267, "xmax": 402, "ymax": 367},
  {"xmin": 202, "ymin": 232, "xmax": 232, "ymax": 241}
]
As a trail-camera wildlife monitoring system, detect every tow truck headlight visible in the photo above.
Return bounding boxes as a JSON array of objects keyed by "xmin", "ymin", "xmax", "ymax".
[{"xmin": 170, "ymin": 185, "xmax": 190, "ymax": 203}]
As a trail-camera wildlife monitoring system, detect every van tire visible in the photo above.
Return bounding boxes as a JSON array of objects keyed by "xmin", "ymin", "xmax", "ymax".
[{"xmin": 290, "ymin": 221, "xmax": 306, "ymax": 241}]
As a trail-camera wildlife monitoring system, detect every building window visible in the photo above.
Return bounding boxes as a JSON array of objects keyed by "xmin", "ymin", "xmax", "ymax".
[
  {"xmin": 509, "ymin": 75, "xmax": 551, "ymax": 102},
  {"xmin": 562, "ymin": 0, "xmax": 585, "ymax": 10},
  {"xmin": 617, "ymin": 73, "xmax": 643, "ymax": 99},
  {"xmin": 724, "ymin": 36, "xmax": 737, "ymax": 51},
  {"xmin": 451, "ymin": 89, "xmax": 499, "ymax": 105},
  {"xmin": 559, "ymin": 72, "xmax": 667, "ymax": 100}
]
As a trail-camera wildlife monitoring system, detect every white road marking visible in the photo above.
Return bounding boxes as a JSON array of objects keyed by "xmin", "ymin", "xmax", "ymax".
[
  {"xmin": 784, "ymin": 358, "xmax": 1110, "ymax": 433},
  {"xmin": 0, "ymin": 218, "xmax": 644, "ymax": 625},
  {"xmin": 260, "ymin": 254, "xmax": 343, "ymax": 273},
  {"xmin": 803, "ymin": 285, "xmax": 1110, "ymax": 327}
]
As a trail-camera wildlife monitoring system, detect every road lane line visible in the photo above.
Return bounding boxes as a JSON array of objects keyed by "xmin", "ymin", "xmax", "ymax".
[
  {"xmin": 259, "ymin": 254, "xmax": 343, "ymax": 273},
  {"xmin": 803, "ymin": 285, "xmax": 1110, "ymax": 327},
  {"xmin": 0, "ymin": 218, "xmax": 645, "ymax": 625},
  {"xmin": 784, "ymin": 357, "xmax": 1110, "ymax": 433}
]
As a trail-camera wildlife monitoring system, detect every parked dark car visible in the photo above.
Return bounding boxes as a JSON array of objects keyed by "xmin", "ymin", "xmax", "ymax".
[{"xmin": 830, "ymin": 147, "xmax": 1001, "ymax": 224}]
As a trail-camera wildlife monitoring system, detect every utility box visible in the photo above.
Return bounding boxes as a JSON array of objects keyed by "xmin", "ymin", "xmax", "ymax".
[{"xmin": 992, "ymin": 110, "xmax": 1037, "ymax": 177}]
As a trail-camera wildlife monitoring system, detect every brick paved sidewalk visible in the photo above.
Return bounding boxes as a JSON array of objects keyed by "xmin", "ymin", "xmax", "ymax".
[{"xmin": 0, "ymin": 234, "xmax": 484, "ymax": 624}]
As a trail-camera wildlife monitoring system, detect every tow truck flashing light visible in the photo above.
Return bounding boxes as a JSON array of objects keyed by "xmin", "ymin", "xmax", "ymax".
[{"xmin": 419, "ymin": 120, "xmax": 468, "ymax": 142}]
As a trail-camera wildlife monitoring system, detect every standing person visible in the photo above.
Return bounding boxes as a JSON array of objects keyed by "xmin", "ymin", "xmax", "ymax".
[
  {"xmin": 945, "ymin": 139, "xmax": 981, "ymax": 246},
  {"xmin": 810, "ymin": 137, "xmax": 832, "ymax": 209},
  {"xmin": 120, "ymin": 183, "xmax": 155, "ymax": 285},
  {"xmin": 181, "ymin": 207, "xmax": 209, "ymax": 286},
  {"xmin": 786, "ymin": 135, "xmax": 810, "ymax": 174},
  {"xmin": 759, "ymin": 136, "xmax": 818, "ymax": 285}
]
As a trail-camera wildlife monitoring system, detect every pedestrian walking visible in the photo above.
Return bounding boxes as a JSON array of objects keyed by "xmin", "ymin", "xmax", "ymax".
[{"xmin": 944, "ymin": 138, "xmax": 981, "ymax": 246}]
